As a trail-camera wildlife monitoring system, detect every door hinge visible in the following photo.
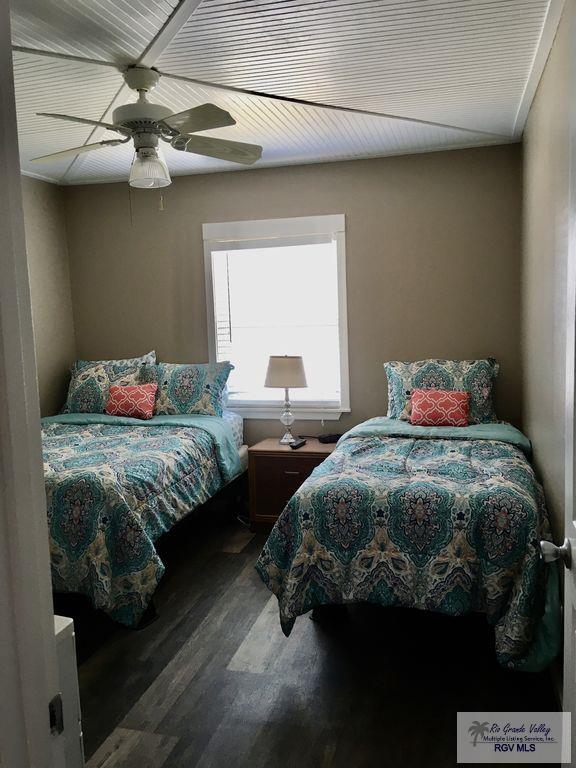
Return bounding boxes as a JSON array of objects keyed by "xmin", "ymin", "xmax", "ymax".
[{"xmin": 49, "ymin": 693, "xmax": 64, "ymax": 736}]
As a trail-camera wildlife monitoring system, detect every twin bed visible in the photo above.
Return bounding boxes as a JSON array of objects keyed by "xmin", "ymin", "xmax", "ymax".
[
  {"xmin": 43, "ymin": 409, "xmax": 246, "ymax": 626},
  {"xmin": 255, "ymin": 418, "xmax": 559, "ymax": 671}
]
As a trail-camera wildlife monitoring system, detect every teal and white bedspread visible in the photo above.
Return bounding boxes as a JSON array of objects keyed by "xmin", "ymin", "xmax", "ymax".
[
  {"xmin": 256, "ymin": 418, "xmax": 561, "ymax": 671},
  {"xmin": 42, "ymin": 413, "xmax": 242, "ymax": 626}
]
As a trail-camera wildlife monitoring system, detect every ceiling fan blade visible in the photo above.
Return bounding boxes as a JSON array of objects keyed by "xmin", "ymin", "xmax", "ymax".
[
  {"xmin": 37, "ymin": 112, "xmax": 130, "ymax": 135},
  {"xmin": 176, "ymin": 134, "xmax": 262, "ymax": 165},
  {"xmin": 31, "ymin": 139, "xmax": 127, "ymax": 163},
  {"xmin": 163, "ymin": 103, "xmax": 236, "ymax": 134}
]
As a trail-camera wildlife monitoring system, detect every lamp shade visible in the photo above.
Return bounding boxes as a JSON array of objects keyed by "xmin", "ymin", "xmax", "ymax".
[
  {"xmin": 129, "ymin": 147, "xmax": 171, "ymax": 189},
  {"xmin": 264, "ymin": 356, "xmax": 307, "ymax": 388}
]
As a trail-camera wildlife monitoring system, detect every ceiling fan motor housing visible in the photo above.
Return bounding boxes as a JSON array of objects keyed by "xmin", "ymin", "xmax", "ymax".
[{"xmin": 112, "ymin": 102, "xmax": 173, "ymax": 134}]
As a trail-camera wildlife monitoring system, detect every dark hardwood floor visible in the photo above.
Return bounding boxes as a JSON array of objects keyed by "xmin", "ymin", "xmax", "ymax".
[{"xmin": 56, "ymin": 507, "xmax": 559, "ymax": 768}]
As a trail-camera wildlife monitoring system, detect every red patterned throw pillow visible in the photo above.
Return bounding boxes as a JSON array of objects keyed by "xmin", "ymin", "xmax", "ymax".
[
  {"xmin": 409, "ymin": 389, "xmax": 469, "ymax": 427},
  {"xmin": 105, "ymin": 383, "xmax": 158, "ymax": 420}
]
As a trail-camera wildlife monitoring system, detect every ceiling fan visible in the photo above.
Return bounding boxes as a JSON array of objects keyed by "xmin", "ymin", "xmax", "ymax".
[{"xmin": 31, "ymin": 67, "xmax": 263, "ymax": 188}]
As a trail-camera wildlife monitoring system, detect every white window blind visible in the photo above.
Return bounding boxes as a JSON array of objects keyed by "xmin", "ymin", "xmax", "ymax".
[{"xmin": 203, "ymin": 215, "xmax": 349, "ymax": 419}]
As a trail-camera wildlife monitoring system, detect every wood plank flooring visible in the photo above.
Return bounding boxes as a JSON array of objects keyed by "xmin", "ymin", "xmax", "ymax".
[{"xmin": 57, "ymin": 511, "xmax": 558, "ymax": 768}]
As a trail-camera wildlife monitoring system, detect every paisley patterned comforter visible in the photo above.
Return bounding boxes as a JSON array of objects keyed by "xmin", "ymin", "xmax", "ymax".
[
  {"xmin": 256, "ymin": 418, "xmax": 559, "ymax": 670},
  {"xmin": 43, "ymin": 413, "xmax": 242, "ymax": 626}
]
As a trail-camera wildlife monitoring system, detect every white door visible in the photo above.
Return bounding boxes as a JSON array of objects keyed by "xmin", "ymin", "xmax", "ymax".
[
  {"xmin": 560, "ymin": 143, "xmax": 576, "ymax": 760},
  {"xmin": 558, "ymin": 236, "xmax": 576, "ymax": 759},
  {"xmin": 0, "ymin": 0, "xmax": 69, "ymax": 765},
  {"xmin": 546, "ymin": 39, "xmax": 576, "ymax": 762}
]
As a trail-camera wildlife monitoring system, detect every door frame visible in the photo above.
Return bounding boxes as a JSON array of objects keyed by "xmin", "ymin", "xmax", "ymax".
[{"xmin": 0, "ymin": 0, "xmax": 64, "ymax": 765}]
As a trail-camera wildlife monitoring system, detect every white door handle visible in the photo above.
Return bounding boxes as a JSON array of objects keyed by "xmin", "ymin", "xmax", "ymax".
[{"xmin": 540, "ymin": 538, "xmax": 572, "ymax": 568}]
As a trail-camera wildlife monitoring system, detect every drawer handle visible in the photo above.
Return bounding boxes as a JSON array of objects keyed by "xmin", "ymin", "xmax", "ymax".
[{"xmin": 284, "ymin": 470, "xmax": 300, "ymax": 476}]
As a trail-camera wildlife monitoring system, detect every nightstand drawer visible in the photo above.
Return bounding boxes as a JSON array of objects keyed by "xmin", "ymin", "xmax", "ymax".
[
  {"xmin": 253, "ymin": 454, "xmax": 321, "ymax": 506},
  {"xmin": 248, "ymin": 442, "xmax": 333, "ymax": 530},
  {"xmin": 255, "ymin": 453, "xmax": 322, "ymax": 483}
]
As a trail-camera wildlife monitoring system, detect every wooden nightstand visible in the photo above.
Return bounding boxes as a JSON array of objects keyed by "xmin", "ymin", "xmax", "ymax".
[{"xmin": 248, "ymin": 438, "xmax": 336, "ymax": 531}]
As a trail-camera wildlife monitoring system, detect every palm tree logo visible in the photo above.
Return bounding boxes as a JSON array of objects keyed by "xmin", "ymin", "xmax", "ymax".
[{"xmin": 468, "ymin": 721, "xmax": 490, "ymax": 747}]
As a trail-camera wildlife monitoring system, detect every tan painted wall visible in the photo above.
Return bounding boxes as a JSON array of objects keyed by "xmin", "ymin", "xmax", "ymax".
[
  {"xmin": 63, "ymin": 145, "xmax": 522, "ymax": 444},
  {"xmin": 522, "ymin": 0, "xmax": 574, "ymax": 537},
  {"xmin": 21, "ymin": 177, "xmax": 76, "ymax": 416}
]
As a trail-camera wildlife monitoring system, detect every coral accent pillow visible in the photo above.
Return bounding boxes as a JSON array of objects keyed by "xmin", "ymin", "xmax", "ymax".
[
  {"xmin": 409, "ymin": 389, "xmax": 469, "ymax": 427},
  {"xmin": 105, "ymin": 383, "xmax": 158, "ymax": 420}
]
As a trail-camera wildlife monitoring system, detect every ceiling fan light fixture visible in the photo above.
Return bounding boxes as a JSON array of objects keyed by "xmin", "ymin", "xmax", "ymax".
[{"xmin": 129, "ymin": 147, "xmax": 171, "ymax": 189}]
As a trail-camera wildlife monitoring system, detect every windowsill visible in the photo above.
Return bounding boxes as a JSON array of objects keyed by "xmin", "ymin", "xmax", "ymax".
[{"xmin": 226, "ymin": 405, "xmax": 350, "ymax": 421}]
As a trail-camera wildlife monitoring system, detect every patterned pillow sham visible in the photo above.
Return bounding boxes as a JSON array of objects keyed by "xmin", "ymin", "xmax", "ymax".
[
  {"xmin": 73, "ymin": 350, "xmax": 156, "ymax": 372},
  {"xmin": 62, "ymin": 363, "xmax": 156, "ymax": 414},
  {"xmin": 383, "ymin": 358, "xmax": 499, "ymax": 424},
  {"xmin": 155, "ymin": 362, "xmax": 233, "ymax": 417}
]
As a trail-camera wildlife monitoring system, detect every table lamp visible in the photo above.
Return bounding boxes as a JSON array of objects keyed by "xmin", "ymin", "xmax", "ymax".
[{"xmin": 264, "ymin": 355, "xmax": 307, "ymax": 444}]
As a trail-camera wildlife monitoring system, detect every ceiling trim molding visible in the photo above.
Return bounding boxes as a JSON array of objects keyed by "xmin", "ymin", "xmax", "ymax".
[
  {"xmin": 20, "ymin": 169, "xmax": 61, "ymax": 184},
  {"xmin": 512, "ymin": 0, "xmax": 565, "ymax": 136},
  {"xmin": 53, "ymin": 135, "xmax": 518, "ymax": 187}
]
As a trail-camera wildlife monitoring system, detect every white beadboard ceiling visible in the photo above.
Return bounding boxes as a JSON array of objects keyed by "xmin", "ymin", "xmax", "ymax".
[
  {"xmin": 10, "ymin": 0, "xmax": 564, "ymax": 185},
  {"xmin": 11, "ymin": 0, "xmax": 180, "ymax": 64}
]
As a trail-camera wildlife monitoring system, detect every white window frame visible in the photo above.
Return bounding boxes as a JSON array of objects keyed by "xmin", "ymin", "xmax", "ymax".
[{"xmin": 203, "ymin": 214, "xmax": 350, "ymax": 420}]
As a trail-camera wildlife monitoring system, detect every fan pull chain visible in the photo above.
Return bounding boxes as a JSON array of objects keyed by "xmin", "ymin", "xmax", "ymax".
[
  {"xmin": 159, "ymin": 193, "xmax": 165, "ymax": 212},
  {"xmin": 128, "ymin": 184, "xmax": 134, "ymax": 227}
]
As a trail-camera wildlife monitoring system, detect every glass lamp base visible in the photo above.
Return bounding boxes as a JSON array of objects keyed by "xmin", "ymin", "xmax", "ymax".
[{"xmin": 279, "ymin": 388, "xmax": 295, "ymax": 444}]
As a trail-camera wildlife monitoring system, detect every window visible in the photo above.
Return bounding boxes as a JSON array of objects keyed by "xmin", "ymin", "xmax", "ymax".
[{"xmin": 203, "ymin": 215, "xmax": 349, "ymax": 419}]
